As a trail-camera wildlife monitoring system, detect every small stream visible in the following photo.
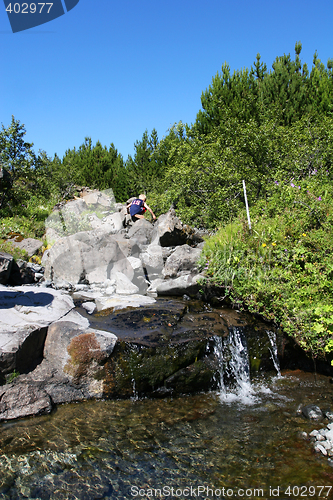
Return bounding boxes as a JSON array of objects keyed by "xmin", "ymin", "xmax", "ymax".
[{"xmin": 1, "ymin": 300, "xmax": 333, "ymax": 500}]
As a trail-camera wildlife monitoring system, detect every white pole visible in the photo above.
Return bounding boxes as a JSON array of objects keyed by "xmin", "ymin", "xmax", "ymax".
[{"xmin": 242, "ymin": 180, "xmax": 251, "ymax": 231}]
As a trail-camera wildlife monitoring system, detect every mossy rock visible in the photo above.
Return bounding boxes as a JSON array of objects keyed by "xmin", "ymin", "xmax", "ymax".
[{"xmin": 103, "ymin": 334, "xmax": 217, "ymax": 398}]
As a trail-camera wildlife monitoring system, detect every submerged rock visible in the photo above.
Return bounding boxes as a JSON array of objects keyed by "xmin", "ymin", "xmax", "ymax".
[{"xmin": 302, "ymin": 404, "xmax": 323, "ymax": 420}]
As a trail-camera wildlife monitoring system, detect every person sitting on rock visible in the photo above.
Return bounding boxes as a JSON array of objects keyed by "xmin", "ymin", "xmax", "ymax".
[{"xmin": 127, "ymin": 194, "xmax": 157, "ymax": 223}]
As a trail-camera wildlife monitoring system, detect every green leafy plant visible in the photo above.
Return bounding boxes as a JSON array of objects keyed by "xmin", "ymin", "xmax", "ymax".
[{"xmin": 6, "ymin": 370, "xmax": 20, "ymax": 384}]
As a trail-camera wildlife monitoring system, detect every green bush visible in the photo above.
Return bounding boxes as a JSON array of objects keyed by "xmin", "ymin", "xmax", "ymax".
[{"xmin": 200, "ymin": 173, "xmax": 333, "ymax": 357}]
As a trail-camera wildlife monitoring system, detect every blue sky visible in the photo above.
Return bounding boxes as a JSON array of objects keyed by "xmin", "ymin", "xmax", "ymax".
[{"xmin": 1, "ymin": 0, "xmax": 333, "ymax": 161}]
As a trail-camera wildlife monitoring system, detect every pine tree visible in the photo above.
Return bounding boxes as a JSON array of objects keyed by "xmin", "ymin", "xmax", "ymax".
[{"xmin": 0, "ymin": 116, "xmax": 35, "ymax": 212}]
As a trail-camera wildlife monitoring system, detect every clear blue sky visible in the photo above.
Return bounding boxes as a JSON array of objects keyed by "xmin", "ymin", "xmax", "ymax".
[{"xmin": 1, "ymin": 0, "xmax": 332, "ymax": 161}]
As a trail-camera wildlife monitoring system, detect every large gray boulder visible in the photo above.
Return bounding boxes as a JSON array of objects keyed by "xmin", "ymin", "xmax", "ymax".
[
  {"xmin": 162, "ymin": 244, "xmax": 202, "ymax": 278},
  {"xmin": 0, "ymin": 314, "xmax": 118, "ymax": 421},
  {"xmin": 45, "ymin": 189, "xmax": 121, "ymax": 244},
  {"xmin": 151, "ymin": 209, "xmax": 200, "ymax": 247},
  {"xmin": 127, "ymin": 218, "xmax": 154, "ymax": 246},
  {"xmin": 153, "ymin": 274, "xmax": 204, "ymax": 296},
  {"xmin": 42, "ymin": 230, "xmax": 140, "ymax": 285},
  {"xmin": 0, "ymin": 285, "xmax": 75, "ymax": 379},
  {"xmin": 87, "ymin": 211, "xmax": 124, "ymax": 232},
  {"xmin": 140, "ymin": 244, "xmax": 164, "ymax": 276},
  {"xmin": 44, "ymin": 321, "xmax": 117, "ymax": 398},
  {"xmin": 81, "ymin": 188, "xmax": 115, "ymax": 208}
]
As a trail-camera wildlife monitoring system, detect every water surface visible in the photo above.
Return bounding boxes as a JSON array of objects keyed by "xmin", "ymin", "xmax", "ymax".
[{"xmin": 0, "ymin": 371, "xmax": 332, "ymax": 500}]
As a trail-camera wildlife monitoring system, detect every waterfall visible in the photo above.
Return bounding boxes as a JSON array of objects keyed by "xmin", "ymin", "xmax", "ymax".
[
  {"xmin": 213, "ymin": 326, "xmax": 282, "ymax": 405},
  {"xmin": 213, "ymin": 335, "xmax": 225, "ymax": 392},
  {"xmin": 267, "ymin": 330, "xmax": 281, "ymax": 377},
  {"xmin": 214, "ymin": 327, "xmax": 256, "ymax": 404}
]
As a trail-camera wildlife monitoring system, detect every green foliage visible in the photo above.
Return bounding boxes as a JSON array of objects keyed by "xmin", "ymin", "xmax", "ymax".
[
  {"xmin": 0, "ymin": 116, "xmax": 36, "ymax": 214},
  {"xmin": 6, "ymin": 370, "xmax": 20, "ymax": 384},
  {"xmin": 200, "ymin": 174, "xmax": 333, "ymax": 356},
  {"xmin": 0, "ymin": 239, "xmax": 29, "ymax": 261},
  {"xmin": 59, "ymin": 138, "xmax": 129, "ymax": 202},
  {"xmin": 126, "ymin": 128, "xmax": 167, "ymax": 196},
  {"xmin": 2, "ymin": 43, "xmax": 333, "ymax": 362},
  {"xmin": 154, "ymin": 114, "xmax": 333, "ymax": 229},
  {"xmin": 194, "ymin": 42, "xmax": 333, "ymax": 135}
]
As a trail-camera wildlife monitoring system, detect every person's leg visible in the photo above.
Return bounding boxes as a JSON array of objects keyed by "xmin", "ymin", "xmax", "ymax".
[{"xmin": 132, "ymin": 214, "xmax": 145, "ymax": 222}]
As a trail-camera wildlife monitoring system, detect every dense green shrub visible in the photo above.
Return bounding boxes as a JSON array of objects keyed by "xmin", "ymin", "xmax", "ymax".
[{"xmin": 199, "ymin": 174, "xmax": 333, "ymax": 357}]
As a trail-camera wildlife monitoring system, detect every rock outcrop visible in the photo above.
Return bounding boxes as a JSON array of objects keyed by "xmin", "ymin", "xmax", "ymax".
[
  {"xmin": 40, "ymin": 192, "xmax": 205, "ymax": 300},
  {"xmin": 0, "ymin": 285, "xmax": 77, "ymax": 381}
]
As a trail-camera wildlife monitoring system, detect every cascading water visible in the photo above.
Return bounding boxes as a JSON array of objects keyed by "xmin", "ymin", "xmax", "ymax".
[
  {"xmin": 267, "ymin": 330, "xmax": 281, "ymax": 377},
  {"xmin": 214, "ymin": 327, "xmax": 256, "ymax": 404},
  {"xmin": 214, "ymin": 326, "xmax": 282, "ymax": 404}
]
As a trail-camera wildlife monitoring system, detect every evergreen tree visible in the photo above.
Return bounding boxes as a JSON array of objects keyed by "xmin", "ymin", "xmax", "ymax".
[
  {"xmin": 0, "ymin": 116, "xmax": 36, "ymax": 213},
  {"xmin": 126, "ymin": 129, "xmax": 163, "ymax": 195},
  {"xmin": 60, "ymin": 138, "xmax": 129, "ymax": 201}
]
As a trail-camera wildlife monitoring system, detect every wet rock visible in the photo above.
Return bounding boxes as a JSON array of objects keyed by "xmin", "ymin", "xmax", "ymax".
[
  {"xmin": 0, "ymin": 252, "xmax": 13, "ymax": 284},
  {"xmin": 103, "ymin": 334, "xmax": 216, "ymax": 398},
  {"xmin": 97, "ymin": 300, "xmax": 222, "ymax": 398},
  {"xmin": 91, "ymin": 300, "xmax": 187, "ymax": 340},
  {"xmin": 302, "ymin": 404, "xmax": 323, "ymax": 420},
  {"xmin": 163, "ymin": 356, "xmax": 219, "ymax": 394}
]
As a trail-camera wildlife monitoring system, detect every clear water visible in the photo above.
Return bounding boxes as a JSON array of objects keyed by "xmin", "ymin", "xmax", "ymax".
[{"xmin": 1, "ymin": 371, "xmax": 333, "ymax": 500}]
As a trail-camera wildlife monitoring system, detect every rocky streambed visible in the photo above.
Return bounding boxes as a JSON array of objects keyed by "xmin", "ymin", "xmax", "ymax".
[{"xmin": 1, "ymin": 188, "xmax": 333, "ymax": 479}]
